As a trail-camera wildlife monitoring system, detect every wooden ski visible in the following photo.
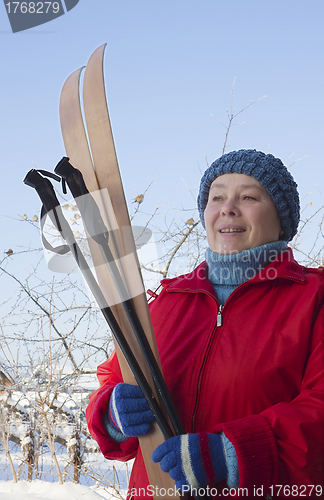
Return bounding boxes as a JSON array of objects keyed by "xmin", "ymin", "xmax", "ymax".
[{"xmin": 59, "ymin": 45, "xmax": 180, "ymax": 498}]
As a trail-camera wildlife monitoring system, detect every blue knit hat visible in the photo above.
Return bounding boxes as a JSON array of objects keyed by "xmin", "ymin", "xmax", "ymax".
[{"xmin": 197, "ymin": 149, "xmax": 300, "ymax": 242}]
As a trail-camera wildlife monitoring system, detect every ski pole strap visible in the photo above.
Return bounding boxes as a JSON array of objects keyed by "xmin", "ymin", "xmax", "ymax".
[
  {"xmin": 39, "ymin": 204, "xmax": 70, "ymax": 255},
  {"xmin": 35, "ymin": 170, "xmax": 62, "ymax": 184}
]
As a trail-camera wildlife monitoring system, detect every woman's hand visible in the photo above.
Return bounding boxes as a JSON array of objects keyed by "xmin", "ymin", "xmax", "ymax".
[
  {"xmin": 152, "ymin": 433, "xmax": 229, "ymax": 492},
  {"xmin": 109, "ymin": 383, "xmax": 155, "ymax": 437}
]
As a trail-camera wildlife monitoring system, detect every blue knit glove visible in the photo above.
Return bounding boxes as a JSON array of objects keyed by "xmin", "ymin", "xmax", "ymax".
[
  {"xmin": 108, "ymin": 383, "xmax": 155, "ymax": 438},
  {"xmin": 152, "ymin": 433, "xmax": 238, "ymax": 491}
]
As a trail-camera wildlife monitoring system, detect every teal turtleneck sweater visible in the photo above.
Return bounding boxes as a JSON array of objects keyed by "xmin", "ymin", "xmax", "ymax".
[{"xmin": 205, "ymin": 240, "xmax": 288, "ymax": 305}]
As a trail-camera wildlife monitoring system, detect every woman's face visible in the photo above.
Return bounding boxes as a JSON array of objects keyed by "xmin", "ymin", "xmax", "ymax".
[{"xmin": 204, "ymin": 173, "xmax": 282, "ymax": 254}]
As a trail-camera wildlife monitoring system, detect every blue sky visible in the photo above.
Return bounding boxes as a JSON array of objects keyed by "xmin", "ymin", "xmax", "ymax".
[{"xmin": 0, "ymin": 0, "xmax": 323, "ymax": 264}]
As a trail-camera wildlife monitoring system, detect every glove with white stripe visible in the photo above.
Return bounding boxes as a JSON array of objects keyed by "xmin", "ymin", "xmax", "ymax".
[
  {"xmin": 108, "ymin": 383, "xmax": 155, "ymax": 440},
  {"xmin": 152, "ymin": 432, "xmax": 239, "ymax": 491}
]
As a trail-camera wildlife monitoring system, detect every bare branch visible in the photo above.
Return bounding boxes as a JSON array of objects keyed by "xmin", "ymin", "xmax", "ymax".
[{"xmin": 211, "ymin": 77, "xmax": 267, "ymax": 154}]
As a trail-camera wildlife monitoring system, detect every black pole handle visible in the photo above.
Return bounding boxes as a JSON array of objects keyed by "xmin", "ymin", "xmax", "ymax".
[
  {"xmin": 24, "ymin": 169, "xmax": 60, "ymax": 218},
  {"xmin": 24, "ymin": 169, "xmax": 72, "ymax": 240},
  {"xmin": 55, "ymin": 157, "xmax": 108, "ymax": 246}
]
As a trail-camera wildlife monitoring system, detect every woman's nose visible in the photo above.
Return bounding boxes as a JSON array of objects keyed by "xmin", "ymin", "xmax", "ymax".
[{"xmin": 221, "ymin": 198, "xmax": 240, "ymax": 217}]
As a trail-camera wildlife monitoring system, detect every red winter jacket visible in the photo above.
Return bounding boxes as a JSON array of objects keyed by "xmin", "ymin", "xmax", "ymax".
[{"xmin": 86, "ymin": 249, "xmax": 324, "ymax": 499}]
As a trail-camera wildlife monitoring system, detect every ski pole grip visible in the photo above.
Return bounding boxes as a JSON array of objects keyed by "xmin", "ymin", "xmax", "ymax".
[
  {"xmin": 55, "ymin": 157, "xmax": 109, "ymax": 245},
  {"xmin": 24, "ymin": 169, "xmax": 74, "ymax": 243},
  {"xmin": 24, "ymin": 169, "xmax": 61, "ymax": 216},
  {"xmin": 55, "ymin": 157, "xmax": 90, "ymax": 199}
]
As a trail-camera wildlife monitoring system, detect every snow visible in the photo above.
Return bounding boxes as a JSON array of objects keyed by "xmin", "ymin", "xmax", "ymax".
[
  {"xmin": 0, "ymin": 365, "xmax": 131, "ymax": 499},
  {"xmin": 0, "ymin": 480, "xmax": 126, "ymax": 499}
]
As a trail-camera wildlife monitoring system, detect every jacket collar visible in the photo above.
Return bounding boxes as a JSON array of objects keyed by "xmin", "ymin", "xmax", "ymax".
[{"xmin": 161, "ymin": 248, "xmax": 306, "ymax": 293}]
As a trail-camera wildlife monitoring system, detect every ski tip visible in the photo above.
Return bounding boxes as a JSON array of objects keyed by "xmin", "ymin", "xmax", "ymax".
[
  {"xmin": 87, "ymin": 43, "xmax": 107, "ymax": 63},
  {"xmin": 62, "ymin": 66, "xmax": 86, "ymax": 88},
  {"xmin": 96, "ymin": 42, "xmax": 107, "ymax": 51},
  {"xmin": 59, "ymin": 65, "xmax": 86, "ymax": 114}
]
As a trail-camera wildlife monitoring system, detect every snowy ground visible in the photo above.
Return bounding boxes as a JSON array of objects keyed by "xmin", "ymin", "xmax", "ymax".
[
  {"xmin": 0, "ymin": 480, "xmax": 127, "ymax": 499},
  {"xmin": 0, "ymin": 370, "xmax": 131, "ymax": 498}
]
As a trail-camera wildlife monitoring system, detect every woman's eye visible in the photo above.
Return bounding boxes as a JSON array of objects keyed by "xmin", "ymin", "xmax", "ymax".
[{"xmin": 243, "ymin": 195, "xmax": 256, "ymax": 200}]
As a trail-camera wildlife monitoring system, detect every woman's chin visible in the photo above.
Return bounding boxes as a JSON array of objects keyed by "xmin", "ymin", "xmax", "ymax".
[{"xmin": 211, "ymin": 242, "xmax": 249, "ymax": 255}]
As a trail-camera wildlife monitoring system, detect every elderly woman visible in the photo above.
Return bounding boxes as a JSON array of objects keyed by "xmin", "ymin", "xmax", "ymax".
[{"xmin": 86, "ymin": 150, "xmax": 324, "ymax": 499}]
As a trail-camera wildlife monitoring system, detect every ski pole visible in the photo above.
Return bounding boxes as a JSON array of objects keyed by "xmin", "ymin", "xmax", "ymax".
[
  {"xmin": 54, "ymin": 157, "xmax": 185, "ymax": 437},
  {"xmin": 23, "ymin": 168, "xmax": 174, "ymax": 440}
]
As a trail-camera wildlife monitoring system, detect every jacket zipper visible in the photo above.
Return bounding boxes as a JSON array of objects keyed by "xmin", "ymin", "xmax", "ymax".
[{"xmin": 217, "ymin": 304, "xmax": 223, "ymax": 327}]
